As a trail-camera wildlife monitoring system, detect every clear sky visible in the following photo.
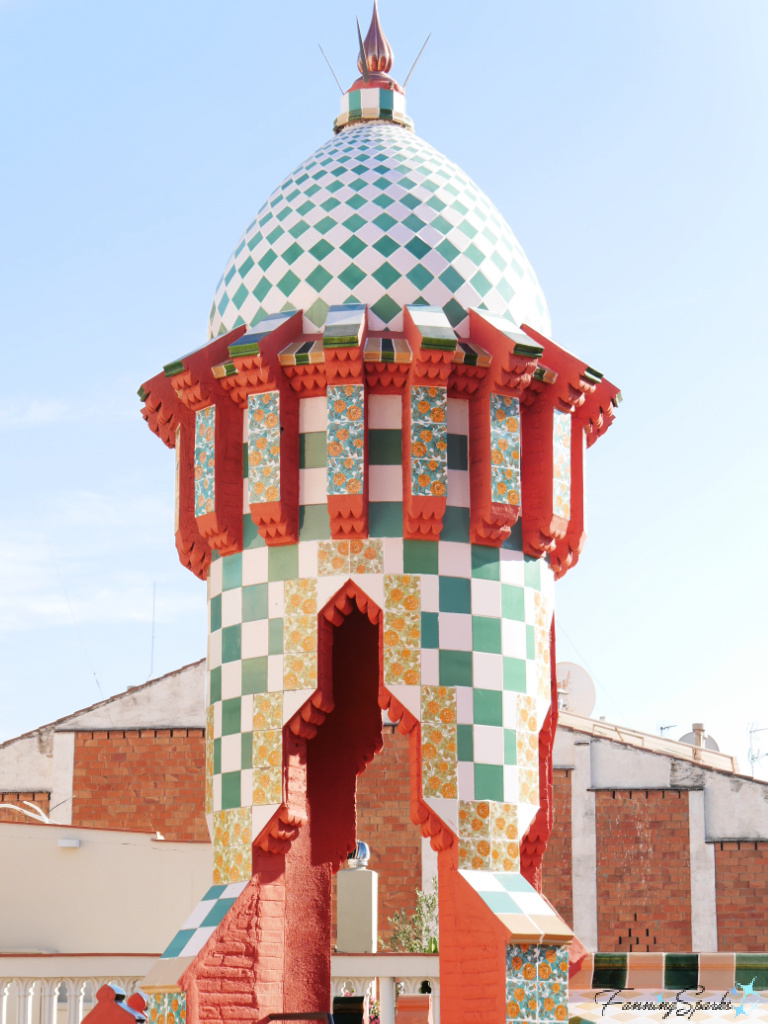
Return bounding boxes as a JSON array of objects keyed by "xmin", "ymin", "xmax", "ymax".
[{"xmin": 1, "ymin": 0, "xmax": 766, "ymax": 776}]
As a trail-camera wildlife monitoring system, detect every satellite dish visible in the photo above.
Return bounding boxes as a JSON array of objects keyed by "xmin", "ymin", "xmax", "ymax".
[
  {"xmin": 679, "ymin": 723, "xmax": 720, "ymax": 751},
  {"xmin": 556, "ymin": 662, "xmax": 596, "ymax": 718}
]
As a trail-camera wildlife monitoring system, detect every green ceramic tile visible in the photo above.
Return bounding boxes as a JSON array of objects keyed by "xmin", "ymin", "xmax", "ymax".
[
  {"xmin": 504, "ymin": 728, "xmax": 517, "ymax": 764},
  {"xmin": 369, "ymin": 501, "xmax": 403, "ymax": 537},
  {"xmin": 369, "ymin": 429, "xmax": 401, "ymax": 465},
  {"xmin": 526, "ymin": 625, "xmax": 535, "ymax": 660},
  {"xmin": 735, "ymin": 954, "xmax": 768, "ymax": 990},
  {"xmin": 502, "ymin": 521, "xmax": 523, "ymax": 552},
  {"xmin": 471, "ymin": 545, "xmax": 500, "ymax": 580},
  {"xmin": 473, "ymin": 688, "xmax": 502, "ymax": 726},
  {"xmin": 501, "ymin": 584, "xmax": 525, "ymax": 621},
  {"xmin": 242, "ymin": 657, "xmax": 267, "ymax": 694},
  {"xmin": 213, "ymin": 737, "xmax": 221, "ymax": 774},
  {"xmin": 268, "ymin": 618, "xmax": 283, "ymax": 655},
  {"xmin": 457, "ymin": 724, "xmax": 473, "ymax": 761},
  {"xmin": 241, "ymin": 731, "xmax": 253, "ymax": 769},
  {"xmin": 298, "ymin": 504, "xmax": 331, "ymax": 541},
  {"xmin": 592, "ymin": 954, "xmax": 627, "ymax": 990},
  {"xmin": 447, "ymin": 434, "xmax": 468, "ymax": 470},
  {"xmin": 523, "ymin": 556, "xmax": 540, "ymax": 590},
  {"xmin": 242, "ymin": 584, "xmax": 268, "ymax": 622},
  {"xmin": 268, "ymin": 545, "xmax": 299, "ymax": 581},
  {"xmin": 242, "ymin": 514, "xmax": 265, "ymax": 549},
  {"xmin": 403, "ymin": 540, "xmax": 438, "ymax": 575},
  {"xmin": 421, "ymin": 612, "xmax": 439, "ymax": 648},
  {"xmin": 664, "ymin": 954, "xmax": 698, "ymax": 991},
  {"xmin": 503, "ymin": 657, "xmax": 527, "ymax": 692},
  {"xmin": 209, "ymin": 667, "xmax": 222, "ymax": 704},
  {"xmin": 439, "ymin": 649, "xmax": 472, "ymax": 686},
  {"xmin": 474, "ymin": 763, "xmax": 503, "ymax": 801},
  {"xmin": 299, "ymin": 431, "xmax": 327, "ymax": 469},
  {"xmin": 221, "ymin": 698, "xmax": 241, "ymax": 736},
  {"xmin": 221, "ymin": 625, "xmax": 241, "ymax": 663},
  {"xmin": 222, "ymin": 553, "xmax": 242, "ymax": 591},
  {"xmin": 242, "ymin": 442, "xmax": 248, "ymax": 479},
  {"xmin": 440, "ymin": 506, "xmax": 470, "ymax": 543},
  {"xmin": 210, "ymin": 594, "xmax": 222, "ymax": 633},
  {"xmin": 221, "ymin": 771, "xmax": 241, "ymax": 810},
  {"xmin": 439, "ymin": 576, "xmax": 471, "ymax": 613},
  {"xmin": 472, "ymin": 616, "xmax": 501, "ymax": 654}
]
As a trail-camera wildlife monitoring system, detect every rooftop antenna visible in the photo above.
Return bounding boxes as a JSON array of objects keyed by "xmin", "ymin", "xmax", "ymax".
[
  {"xmin": 659, "ymin": 723, "xmax": 678, "ymax": 736},
  {"xmin": 403, "ymin": 32, "xmax": 432, "ymax": 89},
  {"xmin": 356, "ymin": 18, "xmax": 370, "ymax": 83},
  {"xmin": 319, "ymin": 44, "xmax": 344, "ymax": 95},
  {"xmin": 748, "ymin": 723, "xmax": 768, "ymax": 776}
]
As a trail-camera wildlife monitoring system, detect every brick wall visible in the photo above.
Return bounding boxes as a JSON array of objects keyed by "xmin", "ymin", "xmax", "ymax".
[
  {"xmin": 0, "ymin": 791, "xmax": 50, "ymax": 824},
  {"xmin": 541, "ymin": 767, "xmax": 573, "ymax": 927},
  {"xmin": 71, "ymin": 729, "xmax": 208, "ymax": 842},
  {"xmin": 715, "ymin": 841, "xmax": 768, "ymax": 951},
  {"xmin": 595, "ymin": 789, "xmax": 691, "ymax": 952}
]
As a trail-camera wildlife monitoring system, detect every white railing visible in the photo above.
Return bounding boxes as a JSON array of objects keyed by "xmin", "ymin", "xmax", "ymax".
[{"xmin": 1, "ymin": 953, "xmax": 439, "ymax": 1024}]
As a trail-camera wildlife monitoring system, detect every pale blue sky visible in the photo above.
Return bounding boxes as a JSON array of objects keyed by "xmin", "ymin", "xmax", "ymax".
[{"xmin": 1, "ymin": 0, "xmax": 766, "ymax": 774}]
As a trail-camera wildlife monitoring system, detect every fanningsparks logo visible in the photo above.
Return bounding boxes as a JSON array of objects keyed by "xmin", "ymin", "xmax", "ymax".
[{"xmin": 595, "ymin": 981, "xmax": 764, "ymax": 1019}]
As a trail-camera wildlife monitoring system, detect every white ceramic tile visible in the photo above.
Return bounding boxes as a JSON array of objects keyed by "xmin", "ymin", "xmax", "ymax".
[
  {"xmin": 471, "ymin": 578, "xmax": 501, "ymax": 617},
  {"xmin": 419, "ymin": 573, "xmax": 439, "ymax": 612},
  {"xmin": 382, "ymin": 537, "xmax": 403, "ymax": 574},
  {"xmin": 299, "ymin": 467, "xmax": 327, "ymax": 505},
  {"xmin": 501, "ymin": 618, "xmax": 527, "ymax": 659},
  {"xmin": 252, "ymin": 802, "xmax": 280, "ymax": 841},
  {"xmin": 474, "ymin": 725, "xmax": 504, "ymax": 765},
  {"xmin": 208, "ymin": 630, "xmax": 222, "ymax": 671},
  {"xmin": 267, "ymin": 654, "xmax": 284, "ymax": 692},
  {"xmin": 268, "ymin": 581, "xmax": 284, "ymax": 618},
  {"xmin": 240, "ymin": 769, "xmax": 253, "ymax": 808},
  {"xmin": 283, "ymin": 689, "xmax": 311, "ymax": 725},
  {"xmin": 208, "ymin": 558, "xmax": 223, "ymax": 597},
  {"xmin": 503, "ymin": 765, "xmax": 518, "ymax": 803},
  {"xmin": 352, "ymin": 573, "xmax": 384, "ymax": 612},
  {"xmin": 447, "ymin": 397, "xmax": 469, "ymax": 433},
  {"xmin": 438, "ymin": 540, "xmax": 471, "ymax": 577},
  {"xmin": 212, "ymin": 701, "xmax": 222, "ymax": 735},
  {"xmin": 370, "ymin": 464, "xmax": 403, "ymax": 501},
  {"xmin": 386, "ymin": 683, "xmax": 421, "ymax": 721},
  {"xmin": 439, "ymin": 612, "xmax": 472, "ymax": 650},
  {"xmin": 298, "ymin": 540, "xmax": 319, "ymax": 579},
  {"xmin": 240, "ymin": 694, "xmax": 253, "ymax": 732},
  {"xmin": 220, "ymin": 733, "xmax": 241, "ymax": 773},
  {"xmin": 499, "ymin": 548, "xmax": 524, "ymax": 586},
  {"xmin": 369, "ymin": 393, "xmax": 403, "ymax": 429},
  {"xmin": 221, "ymin": 588, "xmax": 242, "ymax": 628},
  {"xmin": 456, "ymin": 685, "xmax": 474, "ymax": 725},
  {"xmin": 457, "ymin": 761, "xmax": 475, "ymax": 801},
  {"xmin": 241, "ymin": 620, "xmax": 269, "ymax": 659},
  {"xmin": 242, "ymin": 547, "xmax": 268, "ymax": 586},
  {"xmin": 220, "ymin": 661, "xmax": 242, "ymax": 700},
  {"xmin": 446, "ymin": 469, "xmax": 469, "ymax": 507},
  {"xmin": 473, "ymin": 652, "xmax": 503, "ymax": 690},
  {"xmin": 420, "ymin": 648, "xmax": 439, "ymax": 687},
  {"xmin": 424, "ymin": 796, "xmax": 458, "ymax": 836},
  {"xmin": 299, "ymin": 396, "xmax": 327, "ymax": 432}
]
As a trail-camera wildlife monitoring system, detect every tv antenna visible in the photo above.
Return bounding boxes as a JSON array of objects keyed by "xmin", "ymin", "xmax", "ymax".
[
  {"xmin": 318, "ymin": 44, "xmax": 344, "ymax": 95},
  {"xmin": 403, "ymin": 33, "xmax": 432, "ymax": 89},
  {"xmin": 659, "ymin": 723, "xmax": 678, "ymax": 736},
  {"xmin": 748, "ymin": 723, "xmax": 768, "ymax": 776}
]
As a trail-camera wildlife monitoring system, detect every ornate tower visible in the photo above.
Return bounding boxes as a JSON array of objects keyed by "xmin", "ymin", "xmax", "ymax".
[{"xmin": 139, "ymin": 7, "xmax": 620, "ymax": 1023}]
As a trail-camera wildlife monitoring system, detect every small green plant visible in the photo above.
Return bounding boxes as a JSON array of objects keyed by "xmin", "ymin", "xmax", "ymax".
[{"xmin": 379, "ymin": 878, "xmax": 438, "ymax": 952}]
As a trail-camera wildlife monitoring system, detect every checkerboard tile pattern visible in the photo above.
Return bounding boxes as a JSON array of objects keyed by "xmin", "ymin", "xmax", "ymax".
[
  {"xmin": 206, "ymin": 524, "xmax": 553, "ymax": 857},
  {"xmin": 160, "ymin": 881, "xmax": 248, "ymax": 959},
  {"xmin": 334, "ymin": 86, "xmax": 411, "ymax": 132},
  {"xmin": 208, "ymin": 124, "xmax": 550, "ymax": 339}
]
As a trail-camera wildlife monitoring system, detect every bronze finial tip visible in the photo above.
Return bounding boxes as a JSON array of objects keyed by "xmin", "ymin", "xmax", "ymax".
[{"xmin": 357, "ymin": 0, "xmax": 394, "ymax": 75}]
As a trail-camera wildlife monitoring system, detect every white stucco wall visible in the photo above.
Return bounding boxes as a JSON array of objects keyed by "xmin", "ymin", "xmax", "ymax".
[{"xmin": 0, "ymin": 822, "xmax": 211, "ymax": 955}]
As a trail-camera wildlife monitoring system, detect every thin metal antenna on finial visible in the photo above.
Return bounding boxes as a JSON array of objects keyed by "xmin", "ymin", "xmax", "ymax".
[
  {"xmin": 403, "ymin": 32, "xmax": 432, "ymax": 89},
  {"xmin": 319, "ymin": 44, "xmax": 344, "ymax": 95},
  {"xmin": 356, "ymin": 17, "xmax": 370, "ymax": 83}
]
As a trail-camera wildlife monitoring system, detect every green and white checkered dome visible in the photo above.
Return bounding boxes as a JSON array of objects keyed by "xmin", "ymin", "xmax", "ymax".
[{"xmin": 208, "ymin": 122, "xmax": 550, "ymax": 339}]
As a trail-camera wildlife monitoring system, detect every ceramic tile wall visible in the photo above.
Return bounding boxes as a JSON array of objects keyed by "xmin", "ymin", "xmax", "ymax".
[{"xmin": 194, "ymin": 406, "xmax": 215, "ymax": 517}]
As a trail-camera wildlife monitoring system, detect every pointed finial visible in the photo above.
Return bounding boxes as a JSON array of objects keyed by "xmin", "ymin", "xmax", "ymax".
[{"xmin": 357, "ymin": 0, "xmax": 394, "ymax": 75}]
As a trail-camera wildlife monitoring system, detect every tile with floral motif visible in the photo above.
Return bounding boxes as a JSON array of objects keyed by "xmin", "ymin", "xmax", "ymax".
[
  {"xmin": 384, "ymin": 644, "xmax": 421, "ymax": 685},
  {"xmin": 490, "ymin": 802, "xmax": 519, "ymax": 842},
  {"xmin": 518, "ymin": 767, "xmax": 539, "ymax": 804},
  {"xmin": 253, "ymin": 765, "xmax": 282, "ymax": 806},
  {"xmin": 212, "ymin": 807, "xmax": 251, "ymax": 884},
  {"xmin": 517, "ymin": 729, "xmax": 538, "ymax": 769},
  {"xmin": 421, "ymin": 686, "xmax": 457, "ymax": 800},
  {"xmin": 253, "ymin": 693, "xmax": 282, "ymax": 731},
  {"xmin": 349, "ymin": 538, "xmax": 382, "ymax": 574},
  {"xmin": 248, "ymin": 392, "xmax": 281, "ymax": 504},
  {"xmin": 283, "ymin": 615, "xmax": 317, "ymax": 654},
  {"xmin": 318, "ymin": 540, "xmax": 350, "ymax": 576},
  {"xmin": 327, "ymin": 455, "xmax": 364, "ymax": 496},
  {"xmin": 458, "ymin": 799, "xmax": 491, "ymax": 838},
  {"xmin": 283, "ymin": 653, "xmax": 317, "ymax": 690},
  {"xmin": 459, "ymin": 836, "xmax": 492, "ymax": 871},
  {"xmin": 517, "ymin": 694, "xmax": 537, "ymax": 733},
  {"xmin": 491, "ymin": 838, "xmax": 519, "ymax": 872},
  {"xmin": 490, "ymin": 394, "xmax": 521, "ymax": 506},
  {"xmin": 284, "ymin": 577, "xmax": 317, "ymax": 614},
  {"xmin": 253, "ymin": 729, "xmax": 282, "ymax": 769},
  {"xmin": 194, "ymin": 406, "xmax": 216, "ymax": 517},
  {"xmin": 552, "ymin": 409, "xmax": 571, "ymax": 520},
  {"xmin": 410, "ymin": 385, "xmax": 447, "ymax": 497}
]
